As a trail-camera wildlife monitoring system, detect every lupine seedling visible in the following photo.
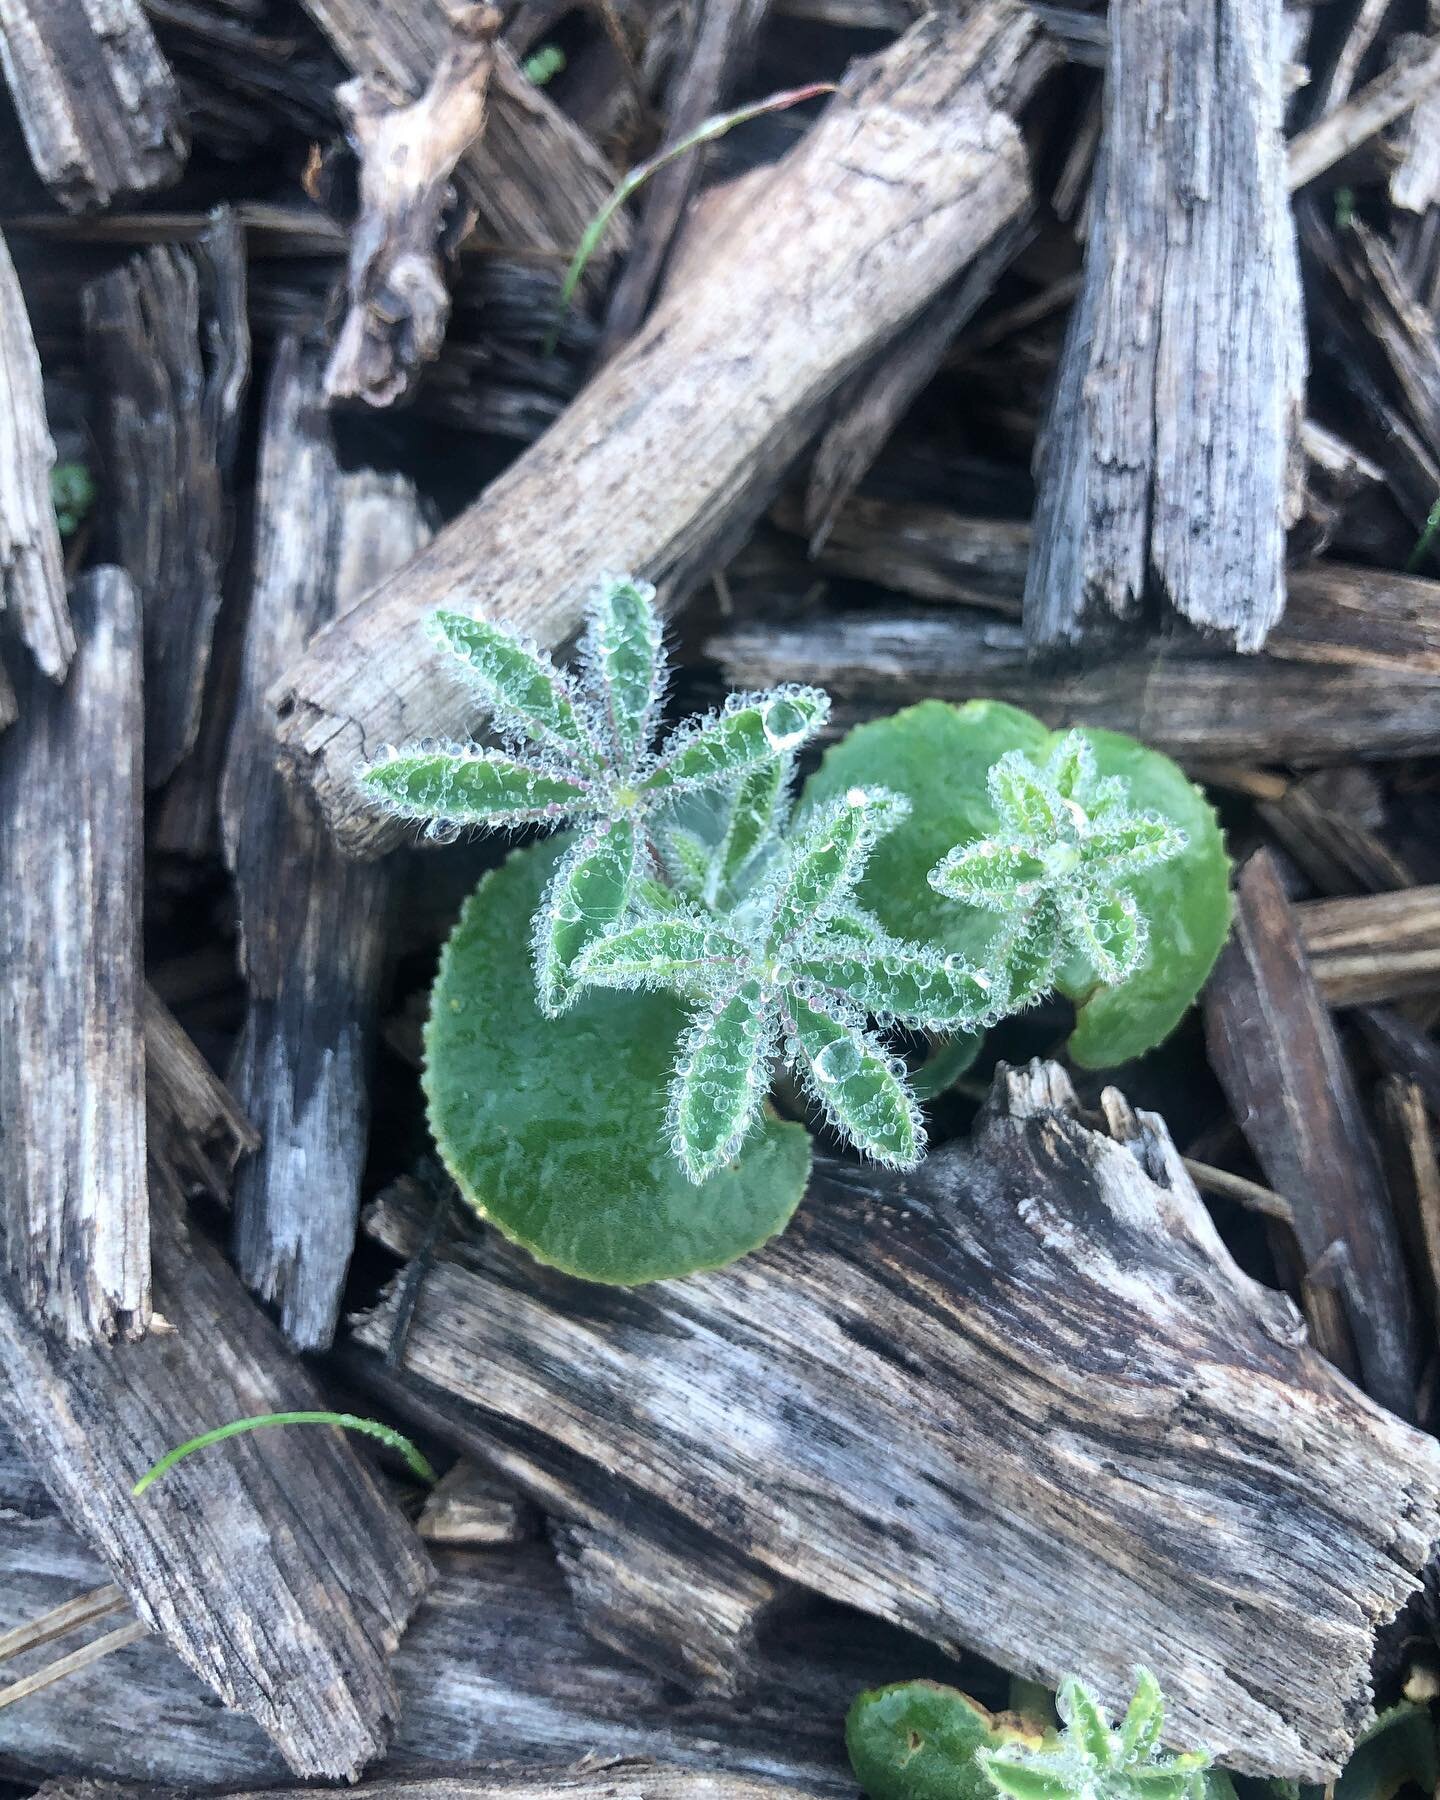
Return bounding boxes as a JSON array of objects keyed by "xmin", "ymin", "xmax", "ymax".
[
  {"xmin": 978, "ymin": 1672, "xmax": 1211, "ymax": 1800},
  {"xmin": 360, "ymin": 575, "xmax": 1229, "ymax": 1283}
]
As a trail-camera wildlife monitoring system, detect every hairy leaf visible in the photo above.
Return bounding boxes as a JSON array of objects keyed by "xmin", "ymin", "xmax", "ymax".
[
  {"xmin": 534, "ymin": 819, "xmax": 640, "ymax": 1013},
  {"xmin": 582, "ymin": 574, "xmax": 664, "ymax": 767},
  {"xmin": 668, "ymin": 982, "xmax": 773, "ymax": 1182},
  {"xmin": 796, "ymin": 942, "xmax": 995, "ymax": 1033},
  {"xmin": 1059, "ymin": 1678, "xmax": 1113, "ymax": 1766},
  {"xmin": 1118, "ymin": 1670, "xmax": 1164, "ymax": 1763},
  {"xmin": 847, "ymin": 1682, "xmax": 1050, "ymax": 1800},
  {"xmin": 929, "ymin": 839, "xmax": 1048, "ymax": 909},
  {"xmin": 716, "ymin": 757, "xmax": 787, "ymax": 895},
  {"xmin": 360, "ymin": 746, "xmax": 586, "ymax": 825},
  {"xmin": 573, "ymin": 913, "xmax": 743, "ymax": 993},
  {"xmin": 787, "ymin": 995, "xmax": 922, "ymax": 1167},
  {"xmin": 1065, "ymin": 886, "xmax": 1146, "ymax": 988},
  {"xmin": 431, "ymin": 610, "xmax": 595, "ymax": 761},
  {"xmin": 641, "ymin": 685, "xmax": 829, "ymax": 794},
  {"xmin": 426, "ymin": 838, "xmax": 810, "ymax": 1283},
  {"xmin": 768, "ymin": 790, "xmax": 897, "ymax": 949}
]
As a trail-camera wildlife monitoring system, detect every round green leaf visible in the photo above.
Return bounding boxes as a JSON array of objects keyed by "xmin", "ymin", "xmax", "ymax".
[
  {"xmin": 803, "ymin": 701, "xmax": 1230, "ymax": 1069},
  {"xmin": 847, "ymin": 1681, "xmax": 1047, "ymax": 1800},
  {"xmin": 425, "ymin": 838, "xmax": 811, "ymax": 1283}
]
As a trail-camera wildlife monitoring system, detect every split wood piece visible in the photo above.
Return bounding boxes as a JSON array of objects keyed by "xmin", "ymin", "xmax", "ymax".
[
  {"xmin": 350, "ymin": 1059, "xmax": 1440, "ymax": 1779},
  {"xmin": 1288, "ymin": 28, "xmax": 1440, "ymax": 192},
  {"xmin": 1378, "ymin": 1077, "xmax": 1440, "ymax": 1342},
  {"xmin": 298, "ymin": 0, "xmax": 620, "ymax": 275},
  {"xmin": 1257, "ymin": 769, "xmax": 1416, "ymax": 899},
  {"xmin": 417, "ymin": 1459, "xmax": 537, "ymax": 1546},
  {"xmin": 598, "ymin": 0, "xmax": 770, "ymax": 359},
  {"xmin": 1204, "ymin": 849, "xmax": 1420, "ymax": 1418},
  {"xmin": 222, "ymin": 334, "xmax": 431, "ymax": 1351},
  {"xmin": 142, "ymin": 986, "xmax": 258, "ymax": 1205},
  {"xmin": 0, "ymin": 568, "xmax": 147, "ymax": 1344},
  {"xmin": 1025, "ymin": 0, "xmax": 1305, "ymax": 654},
  {"xmin": 707, "ymin": 612, "xmax": 1440, "ymax": 767},
  {"xmin": 348, "ymin": 1320, "xmax": 797, "ymax": 1699},
  {"xmin": 0, "ymin": 1193, "xmax": 432, "ymax": 1780},
  {"xmin": 273, "ymin": 3, "xmax": 1059, "ymax": 854},
  {"xmin": 1359, "ymin": 1007, "xmax": 1440, "ymax": 1124},
  {"xmin": 38, "ymin": 1761, "xmax": 833, "ymax": 1800},
  {"xmin": 1391, "ymin": 20, "xmax": 1440, "ymax": 214},
  {"xmin": 1296, "ymin": 887, "xmax": 1440, "ymax": 1007},
  {"xmin": 803, "ymin": 215, "xmax": 1036, "ymax": 552},
  {"xmin": 0, "ymin": 0, "xmax": 186, "ymax": 211},
  {"xmin": 0, "ymin": 227, "xmax": 71, "ymax": 685},
  {"xmin": 327, "ymin": 3, "xmax": 502, "ymax": 407},
  {"xmin": 82, "ymin": 215, "xmax": 249, "ymax": 787},
  {"xmin": 0, "ymin": 1456, "xmax": 882, "ymax": 1795}
]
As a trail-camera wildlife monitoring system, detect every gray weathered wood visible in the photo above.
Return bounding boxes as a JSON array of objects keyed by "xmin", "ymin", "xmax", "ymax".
[
  {"xmin": 0, "ymin": 1191, "xmax": 431, "ymax": 1780},
  {"xmin": 1289, "ymin": 27, "xmax": 1440, "ymax": 192},
  {"xmin": 272, "ymin": 3, "xmax": 1058, "ymax": 853},
  {"xmin": 1025, "ymin": 0, "xmax": 1305, "ymax": 653},
  {"xmin": 0, "ymin": 568, "xmax": 147, "ymax": 1344},
  {"xmin": 416, "ymin": 1458, "xmax": 537, "ymax": 1547},
  {"xmin": 0, "ymin": 227, "xmax": 71, "ymax": 685},
  {"xmin": 142, "ymin": 985, "xmax": 258, "ymax": 1205},
  {"xmin": 82, "ymin": 214, "xmax": 249, "ymax": 787},
  {"xmin": 1203, "ymin": 850, "xmax": 1421, "ymax": 1418},
  {"xmin": 223, "ymin": 333, "xmax": 430, "ymax": 1350},
  {"xmin": 350, "ymin": 1061, "xmax": 1440, "ymax": 1779},
  {"xmin": 0, "ymin": 0, "xmax": 186, "ymax": 210}
]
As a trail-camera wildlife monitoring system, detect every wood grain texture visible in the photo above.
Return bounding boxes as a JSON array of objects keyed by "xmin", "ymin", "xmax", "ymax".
[
  {"xmin": 708, "ymin": 611, "xmax": 1440, "ymax": 767},
  {"xmin": 0, "ymin": 0, "xmax": 187, "ymax": 210},
  {"xmin": 0, "ymin": 568, "xmax": 148, "ymax": 1343},
  {"xmin": 1025, "ymin": 0, "xmax": 1305, "ymax": 652},
  {"xmin": 0, "ymin": 227, "xmax": 72, "ymax": 684},
  {"xmin": 222, "ymin": 334, "xmax": 430, "ymax": 1349},
  {"xmin": 0, "ymin": 1194, "xmax": 431, "ymax": 1780},
  {"xmin": 1204, "ymin": 850, "xmax": 1420, "ymax": 1417},
  {"xmin": 296, "ymin": 0, "xmax": 619, "ymax": 271},
  {"xmin": 272, "ymin": 3, "xmax": 1057, "ymax": 853},
  {"xmin": 1297, "ymin": 885, "xmax": 1440, "ymax": 1005},
  {"xmin": 83, "ymin": 214, "xmax": 249, "ymax": 786},
  {"xmin": 351, "ymin": 1061, "xmax": 1440, "ymax": 1780},
  {"xmin": 142, "ymin": 985, "xmax": 258, "ymax": 1205}
]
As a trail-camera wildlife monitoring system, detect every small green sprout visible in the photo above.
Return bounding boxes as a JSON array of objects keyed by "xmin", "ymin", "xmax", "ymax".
[
  {"xmin": 928, "ymin": 733, "xmax": 1186, "ymax": 1008},
  {"xmin": 977, "ymin": 1671, "xmax": 1211, "ymax": 1800},
  {"xmin": 523, "ymin": 44, "xmax": 566, "ymax": 85},
  {"xmin": 132, "ymin": 1411, "xmax": 437, "ymax": 1496},
  {"xmin": 51, "ymin": 461, "xmax": 95, "ymax": 538}
]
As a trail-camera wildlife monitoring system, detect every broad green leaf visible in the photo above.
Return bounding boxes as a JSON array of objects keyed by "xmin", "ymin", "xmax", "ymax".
[
  {"xmin": 847, "ymin": 1682, "xmax": 1047, "ymax": 1800},
  {"xmin": 641, "ymin": 686, "xmax": 829, "ymax": 794},
  {"xmin": 582, "ymin": 575, "xmax": 663, "ymax": 767},
  {"xmin": 787, "ymin": 995, "xmax": 922, "ymax": 1166},
  {"xmin": 803, "ymin": 702, "xmax": 1230, "ymax": 1067},
  {"xmin": 796, "ymin": 943, "xmax": 995, "ymax": 1033},
  {"xmin": 534, "ymin": 819, "xmax": 639, "ymax": 1014},
  {"xmin": 1118, "ymin": 1669, "xmax": 1164, "ymax": 1763},
  {"xmin": 431, "ymin": 610, "xmax": 594, "ymax": 761},
  {"xmin": 717, "ymin": 758, "xmax": 787, "ymax": 893},
  {"xmin": 929, "ymin": 839, "xmax": 1048, "ymax": 909},
  {"xmin": 573, "ymin": 913, "xmax": 743, "ymax": 992},
  {"xmin": 426, "ymin": 837, "xmax": 810, "ymax": 1283},
  {"xmin": 669, "ymin": 981, "xmax": 772, "ymax": 1182},
  {"xmin": 360, "ymin": 746, "xmax": 586, "ymax": 824},
  {"xmin": 1058, "ymin": 1678, "xmax": 1113, "ymax": 1766}
]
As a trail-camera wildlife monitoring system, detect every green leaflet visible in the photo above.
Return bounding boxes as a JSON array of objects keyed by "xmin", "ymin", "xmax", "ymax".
[
  {"xmin": 803, "ymin": 702, "xmax": 1230, "ymax": 1067},
  {"xmin": 846, "ymin": 1681, "xmax": 1053, "ymax": 1800},
  {"xmin": 787, "ymin": 994, "xmax": 921, "ymax": 1167},
  {"xmin": 582, "ymin": 575, "xmax": 663, "ymax": 765},
  {"xmin": 432, "ymin": 609, "xmax": 594, "ymax": 761},
  {"xmin": 978, "ymin": 1760, "xmax": 1079, "ymax": 1800},
  {"xmin": 669, "ymin": 982, "xmax": 772, "ymax": 1182},
  {"xmin": 931, "ymin": 840, "xmax": 1049, "ymax": 907},
  {"xmin": 716, "ymin": 758, "xmax": 787, "ymax": 895},
  {"xmin": 1118, "ymin": 1669, "xmax": 1165, "ymax": 1763},
  {"xmin": 768, "ymin": 791, "xmax": 887, "ymax": 948},
  {"xmin": 1060, "ymin": 1677, "xmax": 1116, "ymax": 1766},
  {"xmin": 360, "ymin": 747, "xmax": 586, "ymax": 823},
  {"xmin": 426, "ymin": 838, "xmax": 811, "ymax": 1282},
  {"xmin": 796, "ymin": 943, "xmax": 994, "ymax": 1033},
  {"xmin": 573, "ymin": 913, "xmax": 744, "ymax": 991},
  {"xmin": 641, "ymin": 686, "xmax": 829, "ymax": 794},
  {"xmin": 534, "ymin": 818, "xmax": 640, "ymax": 1014}
]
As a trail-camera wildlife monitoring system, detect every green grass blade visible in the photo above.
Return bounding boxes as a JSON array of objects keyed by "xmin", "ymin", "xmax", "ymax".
[{"xmin": 133, "ymin": 1412, "xmax": 437, "ymax": 1496}]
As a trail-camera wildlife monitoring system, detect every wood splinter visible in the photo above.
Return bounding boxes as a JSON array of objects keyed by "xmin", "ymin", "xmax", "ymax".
[{"xmin": 326, "ymin": 2, "xmax": 504, "ymax": 408}]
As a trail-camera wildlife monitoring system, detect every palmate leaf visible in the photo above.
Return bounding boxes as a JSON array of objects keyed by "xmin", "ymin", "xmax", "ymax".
[
  {"xmin": 582, "ymin": 574, "xmax": 664, "ymax": 768},
  {"xmin": 796, "ymin": 941, "xmax": 996, "ymax": 1033},
  {"xmin": 534, "ymin": 818, "xmax": 640, "ymax": 1014},
  {"xmin": 431, "ymin": 610, "xmax": 597, "ymax": 764},
  {"xmin": 668, "ymin": 981, "xmax": 774, "ymax": 1182},
  {"xmin": 641, "ymin": 685, "xmax": 829, "ymax": 795},
  {"xmin": 360, "ymin": 745, "xmax": 587, "ymax": 825},
  {"xmin": 786, "ymin": 994, "xmax": 922, "ymax": 1167}
]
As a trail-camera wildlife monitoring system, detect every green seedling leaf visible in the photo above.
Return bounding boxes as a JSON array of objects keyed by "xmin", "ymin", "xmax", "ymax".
[
  {"xmin": 1119, "ymin": 1668, "xmax": 1165, "ymax": 1762},
  {"xmin": 426, "ymin": 837, "xmax": 811, "ymax": 1282},
  {"xmin": 797, "ymin": 942, "xmax": 994, "ymax": 1033},
  {"xmin": 669, "ymin": 981, "xmax": 773, "ymax": 1181},
  {"xmin": 804, "ymin": 702, "xmax": 1230, "ymax": 1066},
  {"xmin": 717, "ymin": 758, "xmax": 787, "ymax": 895},
  {"xmin": 580, "ymin": 573, "xmax": 664, "ymax": 765},
  {"xmin": 432, "ymin": 608, "xmax": 596, "ymax": 761},
  {"xmin": 51, "ymin": 461, "xmax": 96, "ymax": 538},
  {"xmin": 910, "ymin": 1029, "xmax": 983, "ymax": 1100},
  {"xmin": 846, "ymin": 1681, "xmax": 1051, "ymax": 1800},
  {"xmin": 545, "ymin": 82, "xmax": 838, "ymax": 353},
  {"xmin": 133, "ymin": 1412, "xmax": 437, "ymax": 1495},
  {"xmin": 1333, "ymin": 1703, "xmax": 1439, "ymax": 1800},
  {"xmin": 1059, "ymin": 1676, "xmax": 1115, "ymax": 1765},
  {"xmin": 786, "ymin": 994, "xmax": 921, "ymax": 1166},
  {"xmin": 360, "ymin": 746, "xmax": 587, "ymax": 825},
  {"xmin": 534, "ymin": 818, "xmax": 640, "ymax": 1014},
  {"xmin": 640, "ymin": 686, "xmax": 830, "ymax": 796},
  {"xmin": 573, "ymin": 913, "xmax": 744, "ymax": 991}
]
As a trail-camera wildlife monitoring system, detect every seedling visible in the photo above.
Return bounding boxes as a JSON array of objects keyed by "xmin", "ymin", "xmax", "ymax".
[{"xmin": 360, "ymin": 575, "xmax": 1229, "ymax": 1282}]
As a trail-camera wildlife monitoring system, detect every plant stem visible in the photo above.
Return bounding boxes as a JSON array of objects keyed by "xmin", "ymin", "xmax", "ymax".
[{"xmin": 132, "ymin": 1411, "xmax": 438, "ymax": 1496}]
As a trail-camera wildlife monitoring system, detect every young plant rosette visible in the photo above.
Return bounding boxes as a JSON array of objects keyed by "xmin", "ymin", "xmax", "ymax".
[{"xmin": 359, "ymin": 575, "xmax": 1230, "ymax": 1284}]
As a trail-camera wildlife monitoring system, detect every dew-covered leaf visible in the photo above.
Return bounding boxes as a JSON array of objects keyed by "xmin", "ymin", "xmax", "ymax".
[
  {"xmin": 668, "ymin": 982, "xmax": 773, "ymax": 1183},
  {"xmin": 582, "ymin": 574, "xmax": 664, "ymax": 768},
  {"xmin": 1047, "ymin": 730, "xmax": 1095, "ymax": 802},
  {"xmin": 1118, "ymin": 1669, "xmax": 1165, "ymax": 1763},
  {"xmin": 1058, "ymin": 1679, "xmax": 1113, "ymax": 1767},
  {"xmin": 984, "ymin": 895, "xmax": 1065, "ymax": 1013},
  {"xmin": 717, "ymin": 757, "xmax": 788, "ymax": 893},
  {"xmin": 1065, "ymin": 885, "xmax": 1146, "ymax": 988},
  {"xmin": 929, "ymin": 839, "xmax": 1048, "ymax": 910},
  {"xmin": 786, "ymin": 994, "xmax": 922, "ymax": 1166},
  {"xmin": 797, "ymin": 942, "xmax": 995, "ymax": 1033},
  {"xmin": 426, "ymin": 838, "xmax": 810, "ymax": 1283},
  {"xmin": 573, "ymin": 913, "xmax": 743, "ymax": 994},
  {"xmin": 641, "ymin": 685, "xmax": 829, "ymax": 795},
  {"xmin": 658, "ymin": 824, "xmax": 714, "ymax": 898},
  {"xmin": 847, "ymin": 1682, "xmax": 1047, "ymax": 1800},
  {"xmin": 534, "ymin": 818, "xmax": 639, "ymax": 1014},
  {"xmin": 360, "ymin": 745, "xmax": 586, "ymax": 825},
  {"xmin": 989, "ymin": 751, "xmax": 1064, "ymax": 837},
  {"xmin": 1084, "ymin": 813, "xmax": 1189, "ymax": 875},
  {"xmin": 431, "ymin": 610, "xmax": 595, "ymax": 762},
  {"xmin": 768, "ymin": 788, "xmax": 903, "ymax": 949}
]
